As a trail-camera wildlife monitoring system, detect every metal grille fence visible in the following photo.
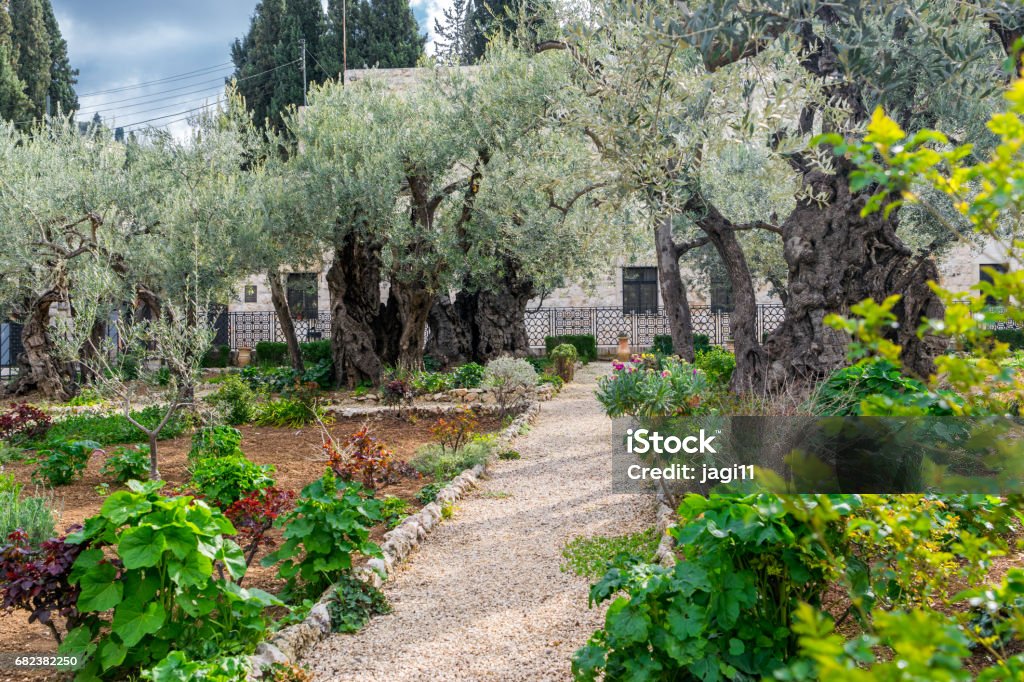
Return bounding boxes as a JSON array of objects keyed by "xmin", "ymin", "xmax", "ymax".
[
  {"xmin": 0, "ymin": 322, "xmax": 23, "ymax": 378},
  {"xmin": 225, "ymin": 311, "xmax": 331, "ymax": 349},
  {"xmin": 524, "ymin": 305, "xmax": 787, "ymax": 348}
]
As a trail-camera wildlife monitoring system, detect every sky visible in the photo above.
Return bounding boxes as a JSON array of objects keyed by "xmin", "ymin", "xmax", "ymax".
[{"xmin": 52, "ymin": 0, "xmax": 451, "ymax": 137}]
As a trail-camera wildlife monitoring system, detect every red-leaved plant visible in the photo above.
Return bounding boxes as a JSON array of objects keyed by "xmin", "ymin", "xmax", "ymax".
[
  {"xmin": 0, "ymin": 403, "xmax": 51, "ymax": 443},
  {"xmin": 224, "ymin": 487, "xmax": 296, "ymax": 578},
  {"xmin": 429, "ymin": 407, "xmax": 478, "ymax": 453},
  {"xmin": 0, "ymin": 527, "xmax": 88, "ymax": 644},
  {"xmin": 326, "ymin": 428, "xmax": 394, "ymax": 490}
]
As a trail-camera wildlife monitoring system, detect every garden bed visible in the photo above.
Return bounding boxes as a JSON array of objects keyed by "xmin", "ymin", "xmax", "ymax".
[{"xmin": 0, "ymin": 413, "xmax": 503, "ymax": 677}]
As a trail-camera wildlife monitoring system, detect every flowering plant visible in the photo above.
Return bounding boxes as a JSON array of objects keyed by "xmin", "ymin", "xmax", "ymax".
[{"xmin": 596, "ymin": 356, "xmax": 709, "ymax": 417}]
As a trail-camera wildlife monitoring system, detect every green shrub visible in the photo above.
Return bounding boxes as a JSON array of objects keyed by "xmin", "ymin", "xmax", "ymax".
[
  {"xmin": 596, "ymin": 356, "xmax": 709, "ymax": 417},
  {"xmin": 252, "ymin": 398, "xmax": 324, "ymax": 428},
  {"xmin": 326, "ymin": 572, "xmax": 391, "ymax": 633},
  {"xmin": 67, "ymin": 388, "xmax": 103, "ymax": 407},
  {"xmin": 201, "ymin": 344, "xmax": 232, "ymax": 369},
  {"xmin": 991, "ymin": 328, "xmax": 1024, "ymax": 350},
  {"xmin": 239, "ymin": 364, "xmax": 297, "ymax": 393},
  {"xmin": 208, "ymin": 375, "xmax": 258, "ymax": 425},
  {"xmin": 411, "ymin": 440, "xmax": 492, "ymax": 481},
  {"xmin": 545, "ymin": 335, "xmax": 597, "ymax": 363},
  {"xmin": 483, "ymin": 357, "xmax": 538, "ymax": 417},
  {"xmin": 560, "ymin": 528, "xmax": 659, "ymax": 579},
  {"xmin": 254, "ymin": 342, "xmax": 288, "ymax": 366},
  {"xmin": 37, "ymin": 406, "xmax": 185, "ymax": 446},
  {"xmin": 451, "ymin": 362, "xmax": 486, "ymax": 389},
  {"xmin": 379, "ymin": 496, "xmax": 410, "ymax": 529},
  {"xmin": 815, "ymin": 358, "xmax": 962, "ymax": 416},
  {"xmin": 694, "ymin": 347, "xmax": 736, "ymax": 386},
  {"xmin": 0, "ymin": 491, "xmax": 55, "ymax": 545},
  {"xmin": 189, "ymin": 425, "xmax": 244, "ymax": 464},
  {"xmin": 412, "ymin": 370, "xmax": 454, "ymax": 395},
  {"xmin": 101, "ymin": 445, "xmax": 150, "ymax": 483},
  {"xmin": 538, "ymin": 373, "xmax": 564, "ymax": 390},
  {"xmin": 550, "ymin": 343, "xmax": 579, "ymax": 382},
  {"xmin": 0, "ymin": 471, "xmax": 21, "ymax": 496},
  {"xmin": 414, "ymin": 481, "xmax": 447, "ymax": 505},
  {"xmin": 301, "ymin": 358, "xmax": 334, "ymax": 389},
  {"xmin": 262, "ymin": 472, "xmax": 381, "ymax": 598},
  {"xmin": 652, "ymin": 334, "xmax": 673, "ymax": 355},
  {"xmin": 141, "ymin": 652, "xmax": 250, "ymax": 681},
  {"xmin": 32, "ymin": 439, "xmax": 101, "ymax": 486},
  {"xmin": 525, "ymin": 355, "xmax": 553, "ymax": 373},
  {"xmin": 190, "ymin": 456, "xmax": 275, "ymax": 509},
  {"xmin": 299, "ymin": 340, "xmax": 332, "ymax": 364},
  {"xmin": 573, "ymin": 494, "xmax": 855, "ymax": 681},
  {"xmin": 693, "ymin": 333, "xmax": 711, "ymax": 353},
  {"xmin": 498, "ymin": 449, "xmax": 520, "ymax": 460},
  {"xmin": 64, "ymin": 480, "xmax": 279, "ymax": 678}
]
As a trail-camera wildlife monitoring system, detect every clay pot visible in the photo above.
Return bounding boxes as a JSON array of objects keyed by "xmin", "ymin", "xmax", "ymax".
[
  {"xmin": 236, "ymin": 346, "xmax": 252, "ymax": 368},
  {"xmin": 616, "ymin": 335, "xmax": 630, "ymax": 362}
]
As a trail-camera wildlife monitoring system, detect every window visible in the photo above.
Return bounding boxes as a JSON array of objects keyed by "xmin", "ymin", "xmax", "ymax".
[
  {"xmin": 979, "ymin": 263, "xmax": 1009, "ymax": 305},
  {"xmin": 287, "ymin": 273, "xmax": 319, "ymax": 319},
  {"xmin": 710, "ymin": 272, "xmax": 733, "ymax": 313},
  {"xmin": 244, "ymin": 285, "xmax": 257, "ymax": 303},
  {"xmin": 622, "ymin": 267, "xmax": 658, "ymax": 314}
]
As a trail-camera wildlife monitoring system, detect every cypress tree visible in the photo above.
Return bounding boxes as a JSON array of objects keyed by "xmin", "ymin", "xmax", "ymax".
[
  {"xmin": 9, "ymin": 0, "xmax": 49, "ymax": 118},
  {"xmin": 40, "ymin": 0, "xmax": 77, "ymax": 115},
  {"xmin": 323, "ymin": 0, "xmax": 424, "ymax": 73},
  {"xmin": 0, "ymin": 0, "xmax": 31, "ymax": 122}
]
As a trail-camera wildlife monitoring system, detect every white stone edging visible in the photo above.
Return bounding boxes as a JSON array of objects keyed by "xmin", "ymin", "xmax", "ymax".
[{"xmin": 246, "ymin": 400, "xmax": 542, "ymax": 678}]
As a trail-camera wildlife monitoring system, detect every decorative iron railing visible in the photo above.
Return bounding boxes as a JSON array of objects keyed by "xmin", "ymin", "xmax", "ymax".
[
  {"xmin": 220, "ymin": 311, "xmax": 331, "ymax": 349},
  {"xmin": 0, "ymin": 322, "xmax": 23, "ymax": 378},
  {"xmin": 523, "ymin": 305, "xmax": 787, "ymax": 348}
]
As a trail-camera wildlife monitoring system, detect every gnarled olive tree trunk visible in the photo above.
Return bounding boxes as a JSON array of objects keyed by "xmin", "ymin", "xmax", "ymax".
[
  {"xmin": 5, "ymin": 287, "xmax": 70, "ymax": 400},
  {"xmin": 326, "ymin": 234, "xmax": 385, "ymax": 387},
  {"xmin": 267, "ymin": 270, "xmax": 305, "ymax": 375},
  {"xmin": 389, "ymin": 281, "xmax": 434, "ymax": 372},
  {"xmin": 762, "ymin": 162, "xmax": 945, "ymax": 387},
  {"xmin": 655, "ymin": 216, "xmax": 697, "ymax": 363}
]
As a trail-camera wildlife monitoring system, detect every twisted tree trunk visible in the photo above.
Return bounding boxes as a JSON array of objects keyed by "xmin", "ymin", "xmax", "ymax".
[
  {"xmin": 655, "ymin": 216, "xmax": 696, "ymax": 362},
  {"xmin": 267, "ymin": 270, "xmax": 305, "ymax": 375},
  {"xmin": 326, "ymin": 234, "xmax": 385, "ymax": 387},
  {"xmin": 5, "ymin": 288, "xmax": 69, "ymax": 400}
]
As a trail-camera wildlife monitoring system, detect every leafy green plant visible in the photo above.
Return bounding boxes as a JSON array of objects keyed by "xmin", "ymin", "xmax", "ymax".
[
  {"xmin": 574, "ymin": 494, "xmax": 856, "ymax": 681},
  {"xmin": 326, "ymin": 572, "xmax": 391, "ymax": 633},
  {"xmin": 0, "ymin": 491, "xmax": 55, "ymax": 545},
  {"xmin": 68, "ymin": 388, "xmax": 103, "ymax": 406},
  {"xmin": 694, "ymin": 347, "xmax": 735, "ymax": 386},
  {"xmin": 550, "ymin": 343, "xmax": 579, "ymax": 382},
  {"xmin": 253, "ymin": 398, "xmax": 324, "ymax": 428},
  {"xmin": 451, "ymin": 362, "xmax": 486, "ymax": 389},
  {"xmin": 414, "ymin": 481, "xmax": 447, "ymax": 505},
  {"xmin": 101, "ymin": 446, "xmax": 150, "ymax": 483},
  {"xmin": 651, "ymin": 335, "xmax": 673, "ymax": 355},
  {"xmin": 412, "ymin": 370, "xmax": 454, "ymax": 395},
  {"xmin": 62, "ymin": 480, "xmax": 280, "ymax": 678},
  {"xmin": 262, "ymin": 472, "xmax": 382, "ymax": 598},
  {"xmin": 815, "ymin": 358, "xmax": 962, "ymax": 416},
  {"xmin": 498, "ymin": 449, "xmax": 520, "ymax": 460},
  {"xmin": 379, "ymin": 496, "xmax": 410, "ymax": 529},
  {"xmin": 301, "ymin": 358, "xmax": 334, "ymax": 389},
  {"xmin": 207, "ymin": 375, "xmax": 258, "ymax": 425},
  {"xmin": 545, "ymin": 335, "xmax": 597, "ymax": 363},
  {"xmin": 239, "ymin": 364, "xmax": 297, "ymax": 393},
  {"xmin": 596, "ymin": 356, "xmax": 709, "ymax": 417},
  {"xmin": 142, "ymin": 651, "xmax": 250, "ymax": 681},
  {"xmin": 0, "ymin": 471, "xmax": 21, "ymax": 496},
  {"xmin": 34, "ymin": 406, "xmax": 185, "ymax": 446},
  {"xmin": 200, "ymin": 344, "xmax": 232, "ymax": 369},
  {"xmin": 537, "ymin": 372, "xmax": 564, "ymax": 390},
  {"xmin": 483, "ymin": 357, "xmax": 537, "ymax": 418},
  {"xmin": 190, "ymin": 456, "xmax": 275, "ymax": 510},
  {"xmin": 254, "ymin": 342, "xmax": 289, "ymax": 366},
  {"xmin": 561, "ymin": 529, "xmax": 659, "ymax": 580},
  {"xmin": 189, "ymin": 425, "xmax": 244, "ymax": 464},
  {"xmin": 411, "ymin": 440, "xmax": 491, "ymax": 482},
  {"xmin": 300, "ymin": 340, "xmax": 332, "ymax": 365},
  {"xmin": 32, "ymin": 439, "xmax": 101, "ymax": 486}
]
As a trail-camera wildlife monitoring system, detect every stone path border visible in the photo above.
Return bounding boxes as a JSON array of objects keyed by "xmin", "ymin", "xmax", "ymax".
[{"xmin": 245, "ymin": 401, "xmax": 541, "ymax": 678}]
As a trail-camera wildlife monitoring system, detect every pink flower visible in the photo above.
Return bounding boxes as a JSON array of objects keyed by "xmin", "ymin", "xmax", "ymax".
[
  {"xmin": 661, "ymin": 370, "xmax": 671, "ymax": 378},
  {"xmin": 612, "ymin": 361, "xmax": 625, "ymax": 371}
]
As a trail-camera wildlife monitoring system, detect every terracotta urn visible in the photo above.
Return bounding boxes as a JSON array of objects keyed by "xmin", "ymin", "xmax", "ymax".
[
  {"xmin": 616, "ymin": 334, "xmax": 630, "ymax": 362},
  {"xmin": 236, "ymin": 346, "xmax": 252, "ymax": 368}
]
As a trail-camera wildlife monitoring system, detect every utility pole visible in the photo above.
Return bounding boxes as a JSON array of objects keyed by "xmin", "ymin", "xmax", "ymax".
[
  {"xmin": 342, "ymin": 0, "xmax": 347, "ymax": 86},
  {"xmin": 300, "ymin": 38, "xmax": 308, "ymax": 106}
]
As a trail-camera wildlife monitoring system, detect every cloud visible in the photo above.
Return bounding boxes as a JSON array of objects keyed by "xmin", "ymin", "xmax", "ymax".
[{"xmin": 411, "ymin": 0, "xmax": 456, "ymax": 51}]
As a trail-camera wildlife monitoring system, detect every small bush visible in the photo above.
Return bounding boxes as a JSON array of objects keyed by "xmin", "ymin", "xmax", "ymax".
[
  {"xmin": 550, "ymin": 343, "xmax": 578, "ymax": 382},
  {"xmin": 301, "ymin": 358, "xmax": 334, "ymax": 389},
  {"xmin": 380, "ymin": 369, "xmax": 415, "ymax": 407},
  {"xmin": 695, "ymin": 347, "xmax": 736, "ymax": 386},
  {"xmin": 36, "ymin": 405, "xmax": 185, "ymax": 446},
  {"xmin": 560, "ymin": 528, "xmax": 659, "ymax": 579},
  {"xmin": 652, "ymin": 335, "xmax": 673, "ymax": 355},
  {"xmin": 430, "ymin": 407, "xmax": 478, "ymax": 453},
  {"xmin": 538, "ymin": 373, "xmax": 564, "ymax": 390},
  {"xmin": 411, "ymin": 440, "xmax": 492, "ymax": 481},
  {"xmin": 0, "ymin": 492, "xmax": 55, "ymax": 545},
  {"xmin": 190, "ymin": 455, "xmax": 276, "ymax": 509},
  {"xmin": 253, "ymin": 398, "xmax": 325, "ymax": 427},
  {"xmin": 991, "ymin": 328, "xmax": 1024, "ymax": 350},
  {"xmin": 412, "ymin": 370, "xmax": 454, "ymax": 395},
  {"xmin": 300, "ymin": 340, "xmax": 332, "ymax": 364},
  {"xmin": 67, "ymin": 388, "xmax": 103, "ymax": 406},
  {"xmin": 498, "ymin": 449, "xmax": 520, "ymax": 460},
  {"xmin": 189, "ymin": 425, "xmax": 244, "ymax": 464},
  {"xmin": 0, "ymin": 403, "xmax": 51, "ymax": 443},
  {"xmin": 451, "ymin": 362, "xmax": 486, "ymax": 389},
  {"xmin": 545, "ymin": 335, "xmax": 597, "ymax": 363},
  {"xmin": 415, "ymin": 481, "xmax": 447, "ymax": 505},
  {"xmin": 225, "ymin": 486, "xmax": 296, "ymax": 568},
  {"xmin": 694, "ymin": 333, "xmax": 711, "ymax": 353},
  {"xmin": 208, "ymin": 374, "xmax": 258, "ymax": 425},
  {"xmin": 327, "ymin": 572, "xmax": 391, "ymax": 633},
  {"xmin": 240, "ymin": 364, "xmax": 298, "ymax": 392},
  {"xmin": 101, "ymin": 445, "xmax": 149, "ymax": 483},
  {"xmin": 201, "ymin": 343, "xmax": 232, "ymax": 368},
  {"xmin": 525, "ymin": 355, "xmax": 553, "ymax": 373},
  {"xmin": 327, "ymin": 428, "xmax": 394, "ymax": 489},
  {"xmin": 483, "ymin": 356, "xmax": 537, "ymax": 418},
  {"xmin": 32, "ymin": 439, "xmax": 101, "ymax": 486},
  {"xmin": 255, "ymin": 341, "xmax": 289, "ymax": 366},
  {"xmin": 379, "ymin": 496, "xmax": 410, "ymax": 529}
]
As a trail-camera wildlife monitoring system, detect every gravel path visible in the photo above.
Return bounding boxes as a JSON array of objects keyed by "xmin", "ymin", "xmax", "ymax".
[{"xmin": 303, "ymin": 363, "xmax": 652, "ymax": 681}]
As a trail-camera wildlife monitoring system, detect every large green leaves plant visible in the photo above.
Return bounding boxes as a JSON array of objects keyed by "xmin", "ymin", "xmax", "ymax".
[{"xmin": 62, "ymin": 480, "xmax": 279, "ymax": 679}]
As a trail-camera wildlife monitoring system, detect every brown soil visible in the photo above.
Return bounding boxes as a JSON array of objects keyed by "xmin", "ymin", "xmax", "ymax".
[{"xmin": 0, "ymin": 414, "xmax": 501, "ymax": 680}]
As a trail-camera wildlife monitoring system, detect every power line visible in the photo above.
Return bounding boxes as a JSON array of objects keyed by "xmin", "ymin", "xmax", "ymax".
[
  {"xmin": 116, "ymin": 97, "xmax": 226, "ymax": 132},
  {"xmin": 82, "ymin": 90, "xmax": 233, "ymax": 122},
  {"xmin": 77, "ymin": 62, "xmax": 234, "ymax": 98}
]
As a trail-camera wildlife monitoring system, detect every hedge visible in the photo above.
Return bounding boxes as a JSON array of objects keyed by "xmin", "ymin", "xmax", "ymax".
[
  {"xmin": 650, "ymin": 334, "xmax": 710, "ymax": 355},
  {"xmin": 992, "ymin": 328, "xmax": 1024, "ymax": 350},
  {"xmin": 255, "ymin": 340, "xmax": 333, "ymax": 366},
  {"xmin": 545, "ymin": 335, "xmax": 597, "ymax": 363},
  {"xmin": 300, "ymin": 340, "xmax": 332, "ymax": 364},
  {"xmin": 200, "ymin": 344, "xmax": 231, "ymax": 368}
]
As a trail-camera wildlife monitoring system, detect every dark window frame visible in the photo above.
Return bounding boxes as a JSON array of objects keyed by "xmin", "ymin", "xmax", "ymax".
[
  {"xmin": 709, "ymin": 272, "xmax": 734, "ymax": 313},
  {"xmin": 622, "ymin": 267, "xmax": 659, "ymax": 314},
  {"xmin": 244, "ymin": 285, "xmax": 257, "ymax": 303},
  {"xmin": 979, "ymin": 263, "xmax": 1009, "ymax": 305},
  {"xmin": 286, "ymin": 273, "xmax": 319, "ymax": 319}
]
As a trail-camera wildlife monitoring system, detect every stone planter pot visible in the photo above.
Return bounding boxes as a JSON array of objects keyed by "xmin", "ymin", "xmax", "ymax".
[
  {"xmin": 616, "ymin": 335, "xmax": 631, "ymax": 361},
  {"xmin": 236, "ymin": 346, "xmax": 252, "ymax": 368}
]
